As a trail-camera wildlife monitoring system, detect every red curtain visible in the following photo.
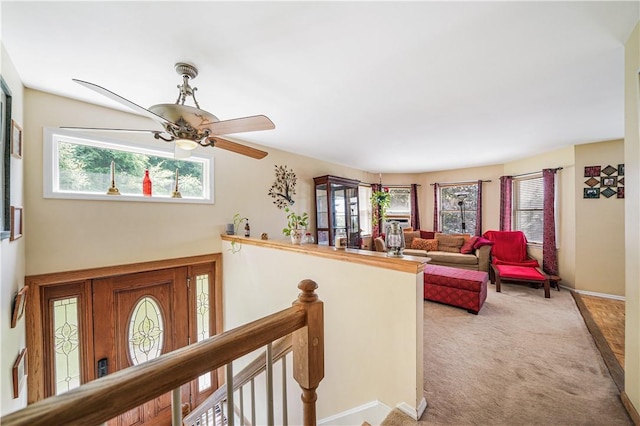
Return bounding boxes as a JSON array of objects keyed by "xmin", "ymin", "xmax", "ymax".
[
  {"xmin": 474, "ymin": 180, "xmax": 483, "ymax": 236},
  {"xmin": 499, "ymin": 176, "xmax": 513, "ymax": 231},
  {"xmin": 542, "ymin": 169, "xmax": 558, "ymax": 276},
  {"xmin": 410, "ymin": 184, "xmax": 421, "ymax": 230},
  {"xmin": 432, "ymin": 183, "xmax": 440, "ymax": 231},
  {"xmin": 371, "ymin": 183, "xmax": 382, "ymax": 238}
]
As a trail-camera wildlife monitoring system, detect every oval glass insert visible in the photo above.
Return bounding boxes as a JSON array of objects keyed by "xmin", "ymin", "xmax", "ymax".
[{"xmin": 128, "ymin": 296, "xmax": 164, "ymax": 365}]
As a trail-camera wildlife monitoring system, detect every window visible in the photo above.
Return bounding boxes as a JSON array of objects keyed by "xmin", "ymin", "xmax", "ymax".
[
  {"xmin": 513, "ymin": 174, "xmax": 544, "ymax": 243},
  {"xmin": 358, "ymin": 185, "xmax": 372, "ymax": 235},
  {"xmin": 439, "ymin": 183, "xmax": 478, "ymax": 234},
  {"xmin": 44, "ymin": 128, "xmax": 214, "ymax": 203},
  {"xmin": 387, "ymin": 187, "xmax": 411, "ymax": 217}
]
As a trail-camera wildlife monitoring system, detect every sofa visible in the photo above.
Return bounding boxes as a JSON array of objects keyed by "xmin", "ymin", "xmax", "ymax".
[{"xmin": 374, "ymin": 230, "xmax": 492, "ymax": 272}]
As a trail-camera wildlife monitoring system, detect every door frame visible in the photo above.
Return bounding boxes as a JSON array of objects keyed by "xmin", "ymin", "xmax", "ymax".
[{"xmin": 25, "ymin": 253, "xmax": 223, "ymax": 404}]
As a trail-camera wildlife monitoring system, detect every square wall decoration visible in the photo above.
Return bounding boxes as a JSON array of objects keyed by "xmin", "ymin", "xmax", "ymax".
[{"xmin": 583, "ymin": 164, "xmax": 624, "ymax": 199}]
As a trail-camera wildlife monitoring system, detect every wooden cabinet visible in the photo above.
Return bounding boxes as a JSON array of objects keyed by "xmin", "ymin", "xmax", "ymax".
[{"xmin": 314, "ymin": 175, "xmax": 361, "ymax": 248}]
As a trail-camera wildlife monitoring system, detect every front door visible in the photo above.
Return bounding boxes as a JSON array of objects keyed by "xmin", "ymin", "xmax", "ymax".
[{"xmin": 93, "ymin": 268, "xmax": 189, "ymax": 425}]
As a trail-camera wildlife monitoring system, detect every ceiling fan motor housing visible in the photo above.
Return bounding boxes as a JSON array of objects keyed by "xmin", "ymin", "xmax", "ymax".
[{"xmin": 175, "ymin": 62, "xmax": 198, "ymax": 80}]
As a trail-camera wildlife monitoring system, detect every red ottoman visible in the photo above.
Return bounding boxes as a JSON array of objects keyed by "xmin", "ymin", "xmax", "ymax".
[{"xmin": 423, "ymin": 265, "xmax": 489, "ymax": 314}]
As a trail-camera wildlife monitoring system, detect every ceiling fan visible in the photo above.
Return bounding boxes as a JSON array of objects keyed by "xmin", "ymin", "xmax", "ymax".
[{"xmin": 63, "ymin": 62, "xmax": 274, "ymax": 159}]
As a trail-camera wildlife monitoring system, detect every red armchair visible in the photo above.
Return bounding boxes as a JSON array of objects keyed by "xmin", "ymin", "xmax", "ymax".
[{"xmin": 482, "ymin": 230, "xmax": 550, "ymax": 298}]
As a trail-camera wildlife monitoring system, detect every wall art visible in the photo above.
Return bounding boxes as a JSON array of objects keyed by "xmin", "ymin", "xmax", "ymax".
[
  {"xmin": 10, "ymin": 205, "xmax": 22, "ymax": 240},
  {"xmin": 12, "ymin": 348, "xmax": 27, "ymax": 398},
  {"xmin": 583, "ymin": 164, "xmax": 624, "ymax": 199},
  {"xmin": 11, "ymin": 119, "xmax": 22, "ymax": 159},
  {"xmin": 11, "ymin": 286, "xmax": 28, "ymax": 328},
  {"xmin": 268, "ymin": 165, "xmax": 297, "ymax": 209}
]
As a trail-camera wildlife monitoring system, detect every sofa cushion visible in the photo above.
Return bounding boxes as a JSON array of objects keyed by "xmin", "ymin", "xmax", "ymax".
[
  {"xmin": 411, "ymin": 237, "xmax": 438, "ymax": 251},
  {"xmin": 426, "ymin": 251, "xmax": 479, "ymax": 266},
  {"xmin": 460, "ymin": 236, "xmax": 479, "ymax": 254},
  {"xmin": 403, "ymin": 230, "xmax": 420, "ymax": 248},
  {"xmin": 435, "ymin": 234, "xmax": 465, "ymax": 253}
]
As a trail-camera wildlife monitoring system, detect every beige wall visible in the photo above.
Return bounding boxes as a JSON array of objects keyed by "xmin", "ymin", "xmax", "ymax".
[
  {"xmin": 575, "ymin": 140, "xmax": 625, "ymax": 296},
  {"xmin": 24, "ymin": 89, "xmax": 375, "ymax": 275},
  {"xmin": 1, "ymin": 45, "xmax": 26, "ymax": 415},
  {"xmin": 624, "ymin": 21, "xmax": 640, "ymax": 418},
  {"xmin": 222, "ymin": 241, "xmax": 424, "ymax": 422}
]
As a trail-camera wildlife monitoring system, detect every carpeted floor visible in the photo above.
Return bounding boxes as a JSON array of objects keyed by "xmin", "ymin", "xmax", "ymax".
[{"xmin": 383, "ymin": 282, "xmax": 632, "ymax": 425}]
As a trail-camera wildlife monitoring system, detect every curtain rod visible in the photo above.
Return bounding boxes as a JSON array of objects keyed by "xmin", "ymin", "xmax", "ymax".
[
  {"xmin": 510, "ymin": 167, "xmax": 564, "ymax": 178},
  {"xmin": 429, "ymin": 179, "xmax": 492, "ymax": 186}
]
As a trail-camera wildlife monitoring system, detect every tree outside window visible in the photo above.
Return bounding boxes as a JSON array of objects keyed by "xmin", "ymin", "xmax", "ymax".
[{"xmin": 439, "ymin": 184, "xmax": 477, "ymax": 234}]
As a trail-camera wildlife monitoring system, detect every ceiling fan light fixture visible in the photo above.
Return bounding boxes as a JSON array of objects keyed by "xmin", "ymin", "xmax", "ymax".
[{"xmin": 175, "ymin": 138, "xmax": 199, "ymax": 150}]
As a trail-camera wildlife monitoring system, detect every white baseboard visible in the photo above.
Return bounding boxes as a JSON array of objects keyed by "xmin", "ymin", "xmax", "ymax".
[
  {"xmin": 568, "ymin": 287, "xmax": 625, "ymax": 301},
  {"xmin": 318, "ymin": 400, "xmax": 392, "ymax": 426},
  {"xmin": 396, "ymin": 397, "xmax": 427, "ymax": 420}
]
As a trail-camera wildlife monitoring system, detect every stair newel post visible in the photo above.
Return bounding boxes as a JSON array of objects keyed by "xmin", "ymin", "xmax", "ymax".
[{"xmin": 292, "ymin": 280, "xmax": 324, "ymax": 426}]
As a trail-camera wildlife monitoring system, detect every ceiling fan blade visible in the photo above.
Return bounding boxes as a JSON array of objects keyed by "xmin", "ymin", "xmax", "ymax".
[
  {"xmin": 73, "ymin": 79, "xmax": 174, "ymax": 126},
  {"xmin": 211, "ymin": 137, "xmax": 268, "ymax": 159},
  {"xmin": 204, "ymin": 115, "xmax": 275, "ymax": 136},
  {"xmin": 61, "ymin": 126, "xmax": 161, "ymax": 134}
]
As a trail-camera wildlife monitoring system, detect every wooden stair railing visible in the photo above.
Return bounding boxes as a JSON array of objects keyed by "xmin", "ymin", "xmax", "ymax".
[
  {"xmin": 1, "ymin": 280, "xmax": 324, "ymax": 426},
  {"xmin": 183, "ymin": 334, "xmax": 293, "ymax": 425}
]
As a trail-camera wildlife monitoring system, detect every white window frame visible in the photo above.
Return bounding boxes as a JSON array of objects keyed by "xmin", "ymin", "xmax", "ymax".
[{"xmin": 44, "ymin": 128, "xmax": 214, "ymax": 204}]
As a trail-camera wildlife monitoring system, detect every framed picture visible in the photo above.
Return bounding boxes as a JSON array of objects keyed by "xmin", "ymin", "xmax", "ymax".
[
  {"xmin": 601, "ymin": 176, "xmax": 617, "ymax": 187},
  {"xmin": 11, "ymin": 286, "xmax": 28, "ymax": 328},
  {"xmin": 584, "ymin": 166, "xmax": 601, "ymax": 177},
  {"xmin": 584, "ymin": 188, "xmax": 600, "ymax": 199},
  {"xmin": 12, "ymin": 348, "xmax": 27, "ymax": 398},
  {"xmin": 618, "ymin": 164, "xmax": 625, "ymax": 176},
  {"xmin": 617, "ymin": 187, "xmax": 625, "ymax": 199},
  {"xmin": 10, "ymin": 205, "xmax": 22, "ymax": 241},
  {"xmin": 11, "ymin": 120, "xmax": 22, "ymax": 159}
]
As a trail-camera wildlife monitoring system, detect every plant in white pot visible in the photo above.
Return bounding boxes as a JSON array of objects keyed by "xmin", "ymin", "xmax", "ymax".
[{"xmin": 282, "ymin": 207, "xmax": 309, "ymax": 245}]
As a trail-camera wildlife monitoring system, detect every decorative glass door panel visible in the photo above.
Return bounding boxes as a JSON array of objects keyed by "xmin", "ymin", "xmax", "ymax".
[
  {"xmin": 52, "ymin": 297, "xmax": 81, "ymax": 395},
  {"xmin": 93, "ymin": 268, "xmax": 189, "ymax": 425}
]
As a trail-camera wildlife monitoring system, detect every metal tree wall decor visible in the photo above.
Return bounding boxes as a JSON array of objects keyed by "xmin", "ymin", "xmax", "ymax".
[{"xmin": 268, "ymin": 165, "xmax": 297, "ymax": 208}]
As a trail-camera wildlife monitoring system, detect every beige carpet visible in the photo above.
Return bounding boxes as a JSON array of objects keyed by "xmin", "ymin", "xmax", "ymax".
[{"xmin": 384, "ymin": 283, "xmax": 632, "ymax": 425}]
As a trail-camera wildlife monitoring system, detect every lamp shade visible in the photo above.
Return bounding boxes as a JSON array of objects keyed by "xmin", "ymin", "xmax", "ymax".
[{"xmin": 175, "ymin": 138, "xmax": 199, "ymax": 150}]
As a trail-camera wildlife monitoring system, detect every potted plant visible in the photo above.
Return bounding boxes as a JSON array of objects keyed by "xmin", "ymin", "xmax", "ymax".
[
  {"xmin": 282, "ymin": 207, "xmax": 309, "ymax": 244},
  {"xmin": 371, "ymin": 189, "xmax": 391, "ymax": 231}
]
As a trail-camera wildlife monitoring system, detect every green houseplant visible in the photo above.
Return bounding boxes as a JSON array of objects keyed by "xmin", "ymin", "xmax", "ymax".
[
  {"xmin": 371, "ymin": 189, "xmax": 391, "ymax": 231},
  {"xmin": 282, "ymin": 207, "xmax": 309, "ymax": 244}
]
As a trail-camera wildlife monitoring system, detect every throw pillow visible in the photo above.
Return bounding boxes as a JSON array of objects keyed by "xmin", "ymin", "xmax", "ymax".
[
  {"xmin": 435, "ymin": 234, "xmax": 465, "ymax": 253},
  {"xmin": 420, "ymin": 230, "xmax": 436, "ymax": 239},
  {"xmin": 460, "ymin": 236, "xmax": 480, "ymax": 254},
  {"xmin": 473, "ymin": 236, "xmax": 495, "ymax": 249},
  {"xmin": 411, "ymin": 238, "xmax": 438, "ymax": 251},
  {"xmin": 403, "ymin": 230, "xmax": 420, "ymax": 248}
]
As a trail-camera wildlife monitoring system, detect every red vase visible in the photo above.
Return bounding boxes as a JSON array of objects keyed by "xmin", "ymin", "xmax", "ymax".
[{"xmin": 143, "ymin": 170, "xmax": 152, "ymax": 196}]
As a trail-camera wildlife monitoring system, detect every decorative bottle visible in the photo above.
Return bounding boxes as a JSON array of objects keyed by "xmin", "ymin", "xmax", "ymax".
[
  {"xmin": 302, "ymin": 232, "xmax": 315, "ymax": 244},
  {"xmin": 244, "ymin": 221, "xmax": 250, "ymax": 237},
  {"xmin": 143, "ymin": 170, "xmax": 152, "ymax": 197}
]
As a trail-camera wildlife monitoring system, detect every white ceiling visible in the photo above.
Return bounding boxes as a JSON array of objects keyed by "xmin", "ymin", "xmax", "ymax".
[{"xmin": 2, "ymin": 1, "xmax": 638, "ymax": 173}]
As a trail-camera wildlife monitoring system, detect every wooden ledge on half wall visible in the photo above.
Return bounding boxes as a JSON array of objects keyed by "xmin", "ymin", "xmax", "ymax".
[{"xmin": 221, "ymin": 234, "xmax": 429, "ymax": 275}]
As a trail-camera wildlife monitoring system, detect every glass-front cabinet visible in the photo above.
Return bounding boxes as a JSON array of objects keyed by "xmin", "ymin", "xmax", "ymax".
[{"xmin": 314, "ymin": 175, "xmax": 361, "ymax": 248}]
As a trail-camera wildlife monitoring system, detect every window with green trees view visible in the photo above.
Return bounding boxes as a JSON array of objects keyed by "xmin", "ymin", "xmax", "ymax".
[
  {"xmin": 45, "ymin": 130, "xmax": 212, "ymax": 202},
  {"xmin": 439, "ymin": 184, "xmax": 478, "ymax": 234}
]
